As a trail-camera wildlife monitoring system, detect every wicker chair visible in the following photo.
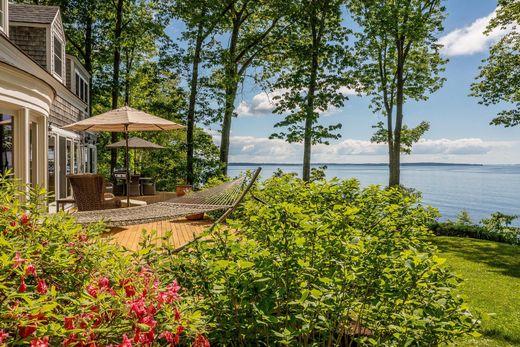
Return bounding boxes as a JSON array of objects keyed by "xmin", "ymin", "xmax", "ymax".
[{"xmin": 67, "ymin": 174, "xmax": 122, "ymax": 211}]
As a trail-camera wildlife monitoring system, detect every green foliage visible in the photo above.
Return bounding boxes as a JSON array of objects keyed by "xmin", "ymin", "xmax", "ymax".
[
  {"xmin": 371, "ymin": 121, "xmax": 430, "ymax": 154},
  {"xmin": 152, "ymin": 175, "xmax": 478, "ymax": 346},
  {"xmin": 470, "ymin": 0, "xmax": 520, "ymax": 127},
  {"xmin": 431, "ymin": 211, "xmax": 520, "ymax": 245},
  {"xmin": 0, "ymin": 174, "xmax": 207, "ymax": 345}
]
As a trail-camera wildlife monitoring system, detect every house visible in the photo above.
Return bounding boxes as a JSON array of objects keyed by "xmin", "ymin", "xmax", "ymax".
[{"xmin": 0, "ymin": 0, "xmax": 96, "ymax": 204}]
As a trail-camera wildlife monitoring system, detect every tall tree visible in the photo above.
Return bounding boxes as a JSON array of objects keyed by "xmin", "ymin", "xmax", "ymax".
[
  {"xmin": 217, "ymin": 0, "xmax": 288, "ymax": 175},
  {"xmin": 173, "ymin": 0, "xmax": 232, "ymax": 184},
  {"xmin": 471, "ymin": 0, "xmax": 520, "ymax": 127},
  {"xmin": 348, "ymin": 0, "xmax": 447, "ymax": 186},
  {"xmin": 268, "ymin": 0, "xmax": 352, "ymax": 181}
]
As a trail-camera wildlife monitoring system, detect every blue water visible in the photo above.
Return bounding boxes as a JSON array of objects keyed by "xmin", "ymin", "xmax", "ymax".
[{"xmin": 228, "ymin": 164, "xmax": 520, "ymax": 224}]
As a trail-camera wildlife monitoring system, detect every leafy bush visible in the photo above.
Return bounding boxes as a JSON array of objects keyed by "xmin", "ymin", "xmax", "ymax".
[
  {"xmin": 432, "ymin": 211, "xmax": 520, "ymax": 245},
  {"xmin": 0, "ymin": 175, "xmax": 208, "ymax": 346},
  {"xmin": 151, "ymin": 175, "xmax": 478, "ymax": 346}
]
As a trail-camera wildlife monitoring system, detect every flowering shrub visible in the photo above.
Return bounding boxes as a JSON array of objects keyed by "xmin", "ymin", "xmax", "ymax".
[
  {"xmin": 0, "ymin": 174, "xmax": 208, "ymax": 346},
  {"xmin": 152, "ymin": 175, "xmax": 479, "ymax": 346}
]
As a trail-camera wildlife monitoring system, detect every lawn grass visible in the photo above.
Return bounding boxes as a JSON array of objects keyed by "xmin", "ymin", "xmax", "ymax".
[{"xmin": 433, "ymin": 236, "xmax": 520, "ymax": 346}]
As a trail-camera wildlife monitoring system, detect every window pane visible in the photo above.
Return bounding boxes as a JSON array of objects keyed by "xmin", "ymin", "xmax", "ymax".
[
  {"xmin": 0, "ymin": 114, "xmax": 14, "ymax": 175},
  {"xmin": 75, "ymin": 73, "xmax": 80, "ymax": 95},
  {"xmin": 54, "ymin": 36, "xmax": 62, "ymax": 77}
]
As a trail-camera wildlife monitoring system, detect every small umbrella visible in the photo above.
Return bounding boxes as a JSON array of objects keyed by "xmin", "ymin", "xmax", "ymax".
[
  {"xmin": 63, "ymin": 106, "xmax": 184, "ymax": 206},
  {"xmin": 106, "ymin": 137, "xmax": 164, "ymax": 174}
]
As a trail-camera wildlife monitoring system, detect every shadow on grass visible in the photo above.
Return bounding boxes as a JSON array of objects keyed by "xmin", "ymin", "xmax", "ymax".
[{"xmin": 434, "ymin": 236, "xmax": 520, "ymax": 279}]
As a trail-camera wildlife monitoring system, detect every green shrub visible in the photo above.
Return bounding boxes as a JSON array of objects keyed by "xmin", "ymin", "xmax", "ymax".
[
  {"xmin": 152, "ymin": 175, "xmax": 478, "ymax": 346},
  {"xmin": 0, "ymin": 174, "xmax": 208, "ymax": 346},
  {"xmin": 432, "ymin": 211, "xmax": 520, "ymax": 245}
]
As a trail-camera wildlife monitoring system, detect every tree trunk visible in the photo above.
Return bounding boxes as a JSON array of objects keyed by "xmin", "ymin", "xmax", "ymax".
[
  {"xmin": 303, "ymin": 48, "xmax": 319, "ymax": 182},
  {"xmin": 389, "ymin": 55, "xmax": 405, "ymax": 187},
  {"xmin": 186, "ymin": 21, "xmax": 205, "ymax": 185},
  {"xmin": 85, "ymin": 5, "xmax": 93, "ymax": 118},
  {"xmin": 219, "ymin": 18, "xmax": 240, "ymax": 176},
  {"xmin": 110, "ymin": 0, "xmax": 124, "ymax": 179}
]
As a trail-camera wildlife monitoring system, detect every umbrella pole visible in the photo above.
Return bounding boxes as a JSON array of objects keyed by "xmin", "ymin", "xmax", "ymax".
[{"xmin": 125, "ymin": 126, "xmax": 130, "ymax": 207}]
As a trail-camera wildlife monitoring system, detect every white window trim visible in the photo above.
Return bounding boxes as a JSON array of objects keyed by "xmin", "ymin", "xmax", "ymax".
[
  {"xmin": 0, "ymin": 0, "xmax": 7, "ymax": 35},
  {"xmin": 52, "ymin": 34, "xmax": 65, "ymax": 82}
]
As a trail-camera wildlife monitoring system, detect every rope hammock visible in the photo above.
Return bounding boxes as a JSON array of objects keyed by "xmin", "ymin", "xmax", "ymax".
[{"xmin": 73, "ymin": 168, "xmax": 261, "ymax": 227}]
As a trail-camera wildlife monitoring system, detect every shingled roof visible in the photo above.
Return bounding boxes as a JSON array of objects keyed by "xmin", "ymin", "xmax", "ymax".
[{"xmin": 8, "ymin": 3, "xmax": 60, "ymax": 24}]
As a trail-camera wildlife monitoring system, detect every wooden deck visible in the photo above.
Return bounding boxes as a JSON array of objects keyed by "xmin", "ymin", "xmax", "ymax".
[{"xmin": 105, "ymin": 218, "xmax": 213, "ymax": 252}]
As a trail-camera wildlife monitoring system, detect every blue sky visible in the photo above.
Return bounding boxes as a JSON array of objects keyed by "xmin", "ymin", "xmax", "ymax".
[{"xmin": 170, "ymin": 0, "xmax": 520, "ymax": 164}]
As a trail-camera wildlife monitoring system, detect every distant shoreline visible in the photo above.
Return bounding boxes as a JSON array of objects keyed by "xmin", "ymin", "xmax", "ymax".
[{"xmin": 229, "ymin": 162, "xmax": 487, "ymax": 167}]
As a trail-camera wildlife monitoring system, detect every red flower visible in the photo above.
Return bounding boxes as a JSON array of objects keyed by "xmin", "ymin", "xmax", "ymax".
[
  {"xmin": 78, "ymin": 234, "xmax": 88, "ymax": 242},
  {"xmin": 36, "ymin": 279, "xmax": 48, "ymax": 294},
  {"xmin": 18, "ymin": 324, "xmax": 36, "ymax": 338},
  {"xmin": 0, "ymin": 330, "xmax": 9, "ymax": 345},
  {"xmin": 1, "ymin": 206, "xmax": 8, "ymax": 212},
  {"xmin": 13, "ymin": 251, "xmax": 25, "ymax": 268},
  {"xmin": 64, "ymin": 317, "xmax": 74, "ymax": 330},
  {"xmin": 25, "ymin": 264, "xmax": 37, "ymax": 277},
  {"xmin": 174, "ymin": 308, "xmax": 181, "ymax": 321},
  {"xmin": 30, "ymin": 337, "xmax": 48, "ymax": 347},
  {"xmin": 194, "ymin": 335, "xmax": 210, "ymax": 347},
  {"xmin": 98, "ymin": 276, "xmax": 110, "ymax": 289},
  {"xmin": 86, "ymin": 284, "xmax": 98, "ymax": 298},
  {"xmin": 18, "ymin": 277, "xmax": 27, "ymax": 293},
  {"xmin": 118, "ymin": 334, "xmax": 132, "ymax": 347},
  {"xmin": 10, "ymin": 221, "xmax": 16, "ymax": 227},
  {"xmin": 20, "ymin": 214, "xmax": 29, "ymax": 225}
]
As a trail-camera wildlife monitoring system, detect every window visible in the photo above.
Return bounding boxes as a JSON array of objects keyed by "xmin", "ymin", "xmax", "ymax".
[
  {"xmin": 53, "ymin": 36, "xmax": 63, "ymax": 77},
  {"xmin": 75, "ymin": 72, "xmax": 89, "ymax": 103},
  {"xmin": 0, "ymin": 114, "xmax": 14, "ymax": 176},
  {"xmin": 0, "ymin": 0, "xmax": 5, "ymax": 33}
]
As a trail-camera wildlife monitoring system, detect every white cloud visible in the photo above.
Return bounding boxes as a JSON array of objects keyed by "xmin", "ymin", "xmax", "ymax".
[
  {"xmin": 236, "ymin": 86, "xmax": 359, "ymax": 118},
  {"xmin": 438, "ymin": 8, "xmax": 513, "ymax": 56},
  {"xmin": 236, "ymin": 90, "xmax": 286, "ymax": 117},
  {"xmin": 210, "ymin": 133, "xmax": 519, "ymax": 164}
]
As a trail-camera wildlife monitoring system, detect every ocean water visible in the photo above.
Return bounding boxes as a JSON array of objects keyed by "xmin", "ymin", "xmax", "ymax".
[{"xmin": 228, "ymin": 164, "xmax": 520, "ymax": 224}]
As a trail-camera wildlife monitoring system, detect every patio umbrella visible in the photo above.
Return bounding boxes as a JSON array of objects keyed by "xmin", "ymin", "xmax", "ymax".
[
  {"xmin": 63, "ymin": 106, "xmax": 184, "ymax": 206},
  {"xmin": 106, "ymin": 137, "xmax": 164, "ymax": 174}
]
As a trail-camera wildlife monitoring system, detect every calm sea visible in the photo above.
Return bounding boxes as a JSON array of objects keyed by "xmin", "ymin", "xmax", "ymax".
[{"xmin": 228, "ymin": 164, "xmax": 520, "ymax": 224}]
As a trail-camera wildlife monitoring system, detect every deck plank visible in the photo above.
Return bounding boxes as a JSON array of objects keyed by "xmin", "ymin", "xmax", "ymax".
[{"xmin": 106, "ymin": 217, "xmax": 212, "ymax": 251}]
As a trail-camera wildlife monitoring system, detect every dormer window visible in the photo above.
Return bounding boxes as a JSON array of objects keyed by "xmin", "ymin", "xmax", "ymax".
[
  {"xmin": 53, "ymin": 35, "xmax": 63, "ymax": 78},
  {"xmin": 0, "ymin": 0, "xmax": 6, "ymax": 34},
  {"xmin": 75, "ymin": 72, "xmax": 88, "ymax": 103}
]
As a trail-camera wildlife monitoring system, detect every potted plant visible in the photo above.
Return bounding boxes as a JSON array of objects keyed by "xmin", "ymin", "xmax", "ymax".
[{"xmin": 175, "ymin": 178, "xmax": 204, "ymax": 220}]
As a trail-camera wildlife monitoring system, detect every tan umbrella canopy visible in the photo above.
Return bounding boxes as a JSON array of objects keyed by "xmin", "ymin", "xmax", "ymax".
[
  {"xmin": 63, "ymin": 106, "xmax": 184, "ymax": 206},
  {"xmin": 106, "ymin": 137, "xmax": 165, "ymax": 175},
  {"xmin": 106, "ymin": 136, "xmax": 165, "ymax": 150}
]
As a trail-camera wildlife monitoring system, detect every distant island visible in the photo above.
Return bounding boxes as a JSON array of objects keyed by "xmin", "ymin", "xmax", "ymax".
[{"xmin": 229, "ymin": 162, "xmax": 485, "ymax": 167}]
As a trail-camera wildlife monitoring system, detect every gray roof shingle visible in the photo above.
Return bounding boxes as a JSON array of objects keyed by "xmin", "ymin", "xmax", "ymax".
[{"xmin": 8, "ymin": 3, "xmax": 59, "ymax": 24}]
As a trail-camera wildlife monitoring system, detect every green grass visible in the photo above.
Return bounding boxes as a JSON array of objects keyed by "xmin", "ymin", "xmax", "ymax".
[{"xmin": 433, "ymin": 236, "xmax": 520, "ymax": 346}]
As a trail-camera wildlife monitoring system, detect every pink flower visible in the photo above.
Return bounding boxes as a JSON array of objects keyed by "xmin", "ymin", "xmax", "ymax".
[
  {"xmin": 36, "ymin": 279, "xmax": 48, "ymax": 294},
  {"xmin": 30, "ymin": 337, "xmax": 49, "ymax": 347},
  {"xmin": 98, "ymin": 276, "xmax": 110, "ymax": 289},
  {"xmin": 194, "ymin": 335, "xmax": 210, "ymax": 347},
  {"xmin": 25, "ymin": 264, "xmax": 37, "ymax": 277},
  {"xmin": 64, "ymin": 317, "xmax": 74, "ymax": 330},
  {"xmin": 18, "ymin": 277, "xmax": 27, "ymax": 293},
  {"xmin": 0, "ymin": 330, "xmax": 9, "ymax": 345},
  {"xmin": 118, "ymin": 334, "xmax": 133, "ymax": 347},
  {"xmin": 20, "ymin": 214, "xmax": 29, "ymax": 225},
  {"xmin": 78, "ymin": 234, "xmax": 88, "ymax": 242},
  {"xmin": 13, "ymin": 251, "xmax": 25, "ymax": 268},
  {"xmin": 160, "ymin": 331, "xmax": 174, "ymax": 345},
  {"xmin": 86, "ymin": 284, "xmax": 98, "ymax": 298}
]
